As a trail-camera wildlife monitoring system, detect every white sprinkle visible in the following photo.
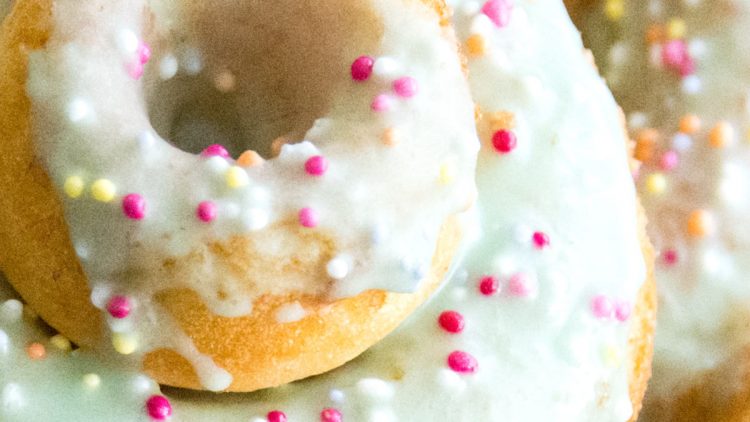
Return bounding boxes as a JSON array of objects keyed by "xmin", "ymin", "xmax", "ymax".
[
  {"xmin": 0, "ymin": 329, "xmax": 9, "ymax": 355},
  {"xmin": 682, "ymin": 75, "xmax": 702, "ymax": 94},
  {"xmin": 459, "ymin": 1, "xmax": 481, "ymax": 15},
  {"xmin": 67, "ymin": 98, "xmax": 93, "ymax": 123},
  {"xmin": 627, "ymin": 112, "xmax": 648, "ymax": 129},
  {"xmin": 356, "ymin": 378, "xmax": 394, "ymax": 402},
  {"xmin": 326, "ymin": 256, "xmax": 350, "ymax": 280},
  {"xmin": 608, "ymin": 42, "xmax": 628, "ymax": 68},
  {"xmin": 275, "ymin": 302, "xmax": 307, "ymax": 324},
  {"xmin": 183, "ymin": 47, "xmax": 203, "ymax": 75},
  {"xmin": 720, "ymin": 163, "xmax": 749, "ymax": 208},
  {"xmin": 108, "ymin": 317, "xmax": 133, "ymax": 333},
  {"xmin": 116, "ymin": 30, "xmax": 139, "ymax": 53},
  {"xmin": 372, "ymin": 57, "xmax": 400, "ymax": 79},
  {"xmin": 204, "ymin": 156, "xmax": 230, "ymax": 173},
  {"xmin": 450, "ymin": 286, "xmax": 468, "ymax": 302},
  {"xmin": 0, "ymin": 300, "xmax": 23, "ymax": 323},
  {"xmin": 249, "ymin": 418, "xmax": 267, "ymax": 422},
  {"xmin": 131, "ymin": 375, "xmax": 156, "ymax": 394},
  {"xmin": 159, "ymin": 55, "xmax": 179, "ymax": 80},
  {"xmin": 2, "ymin": 383, "xmax": 25, "ymax": 412},
  {"xmin": 137, "ymin": 131, "xmax": 156, "ymax": 151},
  {"xmin": 242, "ymin": 208, "xmax": 269, "ymax": 231},
  {"xmin": 329, "ymin": 389, "xmax": 346, "ymax": 403},
  {"xmin": 671, "ymin": 133, "xmax": 693, "ymax": 151},
  {"xmin": 688, "ymin": 38, "xmax": 707, "ymax": 58},
  {"xmin": 89, "ymin": 285, "xmax": 112, "ymax": 310},
  {"xmin": 82, "ymin": 373, "xmax": 101, "ymax": 389},
  {"xmin": 436, "ymin": 368, "xmax": 466, "ymax": 393},
  {"xmin": 74, "ymin": 243, "xmax": 89, "ymax": 260}
]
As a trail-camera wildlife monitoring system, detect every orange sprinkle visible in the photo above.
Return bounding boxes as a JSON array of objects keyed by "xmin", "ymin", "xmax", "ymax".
[
  {"xmin": 382, "ymin": 128, "xmax": 400, "ymax": 147},
  {"xmin": 466, "ymin": 35, "xmax": 486, "ymax": 57},
  {"xmin": 709, "ymin": 121, "xmax": 734, "ymax": 148},
  {"xmin": 237, "ymin": 150, "xmax": 264, "ymax": 167},
  {"xmin": 679, "ymin": 114, "xmax": 701, "ymax": 134},
  {"xmin": 26, "ymin": 342, "xmax": 46, "ymax": 360},
  {"xmin": 687, "ymin": 209, "xmax": 714, "ymax": 238},
  {"xmin": 634, "ymin": 128, "xmax": 658, "ymax": 163},
  {"xmin": 645, "ymin": 24, "xmax": 665, "ymax": 44}
]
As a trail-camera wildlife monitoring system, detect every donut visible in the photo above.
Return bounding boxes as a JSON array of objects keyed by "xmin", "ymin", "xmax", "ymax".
[
  {"xmin": 0, "ymin": 0, "xmax": 654, "ymax": 420},
  {"xmin": 570, "ymin": 1, "xmax": 750, "ymax": 420},
  {"xmin": 0, "ymin": 0, "xmax": 479, "ymax": 392}
]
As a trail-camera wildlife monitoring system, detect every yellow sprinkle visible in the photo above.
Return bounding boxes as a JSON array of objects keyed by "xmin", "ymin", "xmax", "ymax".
[
  {"xmin": 709, "ymin": 121, "xmax": 734, "ymax": 149},
  {"xmin": 602, "ymin": 345, "xmax": 622, "ymax": 367},
  {"xmin": 91, "ymin": 179, "xmax": 116, "ymax": 202},
  {"xmin": 687, "ymin": 209, "xmax": 714, "ymax": 238},
  {"xmin": 82, "ymin": 373, "xmax": 101, "ymax": 389},
  {"xmin": 112, "ymin": 332, "xmax": 138, "ymax": 355},
  {"xmin": 50, "ymin": 334, "xmax": 72, "ymax": 351},
  {"xmin": 225, "ymin": 166, "xmax": 249, "ymax": 189},
  {"xmin": 64, "ymin": 176, "xmax": 85, "ymax": 199},
  {"xmin": 438, "ymin": 162, "xmax": 456, "ymax": 185},
  {"xmin": 644, "ymin": 173, "xmax": 667, "ymax": 195},
  {"xmin": 466, "ymin": 34, "xmax": 486, "ymax": 57},
  {"xmin": 666, "ymin": 18, "xmax": 687, "ymax": 40},
  {"xmin": 604, "ymin": 0, "xmax": 624, "ymax": 22}
]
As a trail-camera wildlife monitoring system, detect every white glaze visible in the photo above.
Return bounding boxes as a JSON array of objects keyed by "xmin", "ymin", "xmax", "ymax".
[
  {"xmin": 578, "ymin": 0, "xmax": 750, "ymax": 416},
  {"xmin": 1, "ymin": 0, "xmax": 646, "ymax": 420}
]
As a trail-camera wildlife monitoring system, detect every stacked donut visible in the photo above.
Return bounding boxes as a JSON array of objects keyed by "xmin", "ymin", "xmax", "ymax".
[
  {"xmin": 570, "ymin": 0, "xmax": 750, "ymax": 420},
  {"xmin": 0, "ymin": 0, "xmax": 653, "ymax": 421}
]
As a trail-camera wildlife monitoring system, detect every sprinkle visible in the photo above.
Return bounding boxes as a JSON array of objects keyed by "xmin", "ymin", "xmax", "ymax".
[
  {"xmin": 438, "ymin": 311, "xmax": 466, "ymax": 334},
  {"xmin": 305, "ymin": 155, "xmax": 329, "ymax": 176},
  {"xmin": 146, "ymin": 395, "xmax": 172, "ymax": 421},
  {"xmin": 351, "ymin": 55, "xmax": 374, "ymax": 82},
  {"xmin": 371, "ymin": 94, "xmax": 393, "ymax": 113},
  {"xmin": 320, "ymin": 408, "xmax": 343, "ymax": 422},
  {"xmin": 127, "ymin": 61, "xmax": 145, "ymax": 79},
  {"xmin": 591, "ymin": 295, "xmax": 614, "ymax": 320},
  {"xmin": 298, "ymin": 207, "xmax": 319, "ymax": 228},
  {"xmin": 68, "ymin": 98, "xmax": 92, "ymax": 123},
  {"xmin": 50, "ymin": 334, "xmax": 72, "ymax": 351},
  {"xmin": 326, "ymin": 256, "xmax": 349, "ymax": 279},
  {"xmin": 644, "ymin": 173, "xmax": 667, "ymax": 194},
  {"xmin": 91, "ymin": 179, "xmax": 117, "ymax": 202},
  {"xmin": 138, "ymin": 42, "xmax": 152, "ymax": 64},
  {"xmin": 194, "ymin": 201, "xmax": 217, "ymax": 223},
  {"xmin": 666, "ymin": 18, "xmax": 687, "ymax": 40},
  {"xmin": 709, "ymin": 121, "xmax": 734, "ymax": 148},
  {"xmin": 481, "ymin": 0, "xmax": 513, "ymax": 28},
  {"xmin": 373, "ymin": 57, "xmax": 400, "ymax": 78},
  {"xmin": 532, "ymin": 231, "xmax": 550, "ymax": 249},
  {"xmin": 112, "ymin": 332, "xmax": 138, "ymax": 355},
  {"xmin": 662, "ymin": 249, "xmax": 679, "ymax": 266},
  {"xmin": 267, "ymin": 411, "xmax": 287, "ymax": 422},
  {"xmin": 82, "ymin": 373, "xmax": 101, "ymax": 389},
  {"xmin": 107, "ymin": 296, "xmax": 131, "ymax": 319},
  {"xmin": 393, "ymin": 77, "xmax": 418, "ymax": 98},
  {"xmin": 438, "ymin": 161, "xmax": 456, "ymax": 185},
  {"xmin": 507, "ymin": 273, "xmax": 533, "ymax": 297},
  {"xmin": 659, "ymin": 151, "xmax": 679, "ymax": 171},
  {"xmin": 1, "ymin": 299, "xmax": 23, "ymax": 322},
  {"xmin": 491, "ymin": 129, "xmax": 517, "ymax": 154},
  {"xmin": 466, "ymin": 34, "xmax": 487, "ymax": 57},
  {"xmin": 645, "ymin": 24, "xmax": 665, "ymax": 45},
  {"xmin": 679, "ymin": 114, "xmax": 701, "ymax": 134},
  {"xmin": 382, "ymin": 128, "xmax": 400, "ymax": 146},
  {"xmin": 64, "ymin": 176, "xmax": 85, "ymax": 198},
  {"xmin": 159, "ymin": 55, "xmax": 178, "ymax": 80},
  {"xmin": 0, "ymin": 330, "xmax": 7, "ymax": 355},
  {"xmin": 243, "ymin": 208, "xmax": 270, "ymax": 231},
  {"xmin": 687, "ymin": 209, "xmax": 714, "ymax": 238},
  {"xmin": 202, "ymin": 144, "xmax": 230, "ymax": 158},
  {"xmin": 237, "ymin": 150, "xmax": 264, "ymax": 167},
  {"xmin": 672, "ymin": 133, "xmax": 693, "ymax": 151},
  {"xmin": 214, "ymin": 71, "xmax": 236, "ymax": 93},
  {"xmin": 122, "ymin": 194, "xmax": 147, "ymax": 220},
  {"xmin": 634, "ymin": 129, "xmax": 657, "ymax": 162},
  {"xmin": 26, "ymin": 342, "xmax": 46, "ymax": 360},
  {"xmin": 225, "ymin": 166, "xmax": 250, "ymax": 188},
  {"xmin": 478, "ymin": 275, "xmax": 499, "ymax": 296},
  {"xmin": 661, "ymin": 39, "xmax": 694, "ymax": 76},
  {"xmin": 447, "ymin": 350, "xmax": 478, "ymax": 373},
  {"xmin": 615, "ymin": 300, "xmax": 632, "ymax": 322},
  {"xmin": 605, "ymin": 0, "xmax": 624, "ymax": 21}
]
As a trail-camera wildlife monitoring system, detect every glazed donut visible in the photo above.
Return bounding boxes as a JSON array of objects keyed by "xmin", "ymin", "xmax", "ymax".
[
  {"xmin": 1, "ymin": 1, "xmax": 654, "ymax": 421},
  {"xmin": 570, "ymin": 1, "xmax": 750, "ymax": 420},
  {"xmin": 0, "ymin": 0, "xmax": 478, "ymax": 392}
]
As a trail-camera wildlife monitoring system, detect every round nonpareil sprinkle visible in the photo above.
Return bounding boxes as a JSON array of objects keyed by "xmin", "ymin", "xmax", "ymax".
[
  {"xmin": 320, "ymin": 408, "xmax": 343, "ymax": 422},
  {"xmin": 305, "ymin": 155, "xmax": 329, "ymax": 176},
  {"xmin": 225, "ymin": 166, "xmax": 250, "ymax": 188},
  {"xmin": 146, "ymin": 395, "xmax": 172, "ymax": 421},
  {"xmin": 122, "ymin": 194, "xmax": 146, "ymax": 220},
  {"xmin": 447, "ymin": 350, "xmax": 478, "ymax": 373},
  {"xmin": 196, "ymin": 201, "xmax": 217, "ymax": 223},
  {"xmin": 298, "ymin": 207, "xmax": 319, "ymax": 228},
  {"xmin": 91, "ymin": 179, "xmax": 116, "ymax": 202},
  {"xmin": 64, "ymin": 176, "xmax": 85, "ymax": 198}
]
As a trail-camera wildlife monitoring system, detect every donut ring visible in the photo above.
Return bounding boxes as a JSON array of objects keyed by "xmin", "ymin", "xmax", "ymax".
[{"xmin": 0, "ymin": 0, "xmax": 478, "ymax": 392}]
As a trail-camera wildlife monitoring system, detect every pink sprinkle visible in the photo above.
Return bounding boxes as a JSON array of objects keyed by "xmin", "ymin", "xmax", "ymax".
[
  {"xmin": 393, "ymin": 77, "xmax": 418, "ymax": 98},
  {"xmin": 482, "ymin": 0, "xmax": 514, "ymax": 28},
  {"xmin": 660, "ymin": 150, "xmax": 679, "ymax": 171},
  {"xmin": 305, "ymin": 155, "xmax": 329, "ymax": 176},
  {"xmin": 591, "ymin": 295, "xmax": 614, "ymax": 320},
  {"xmin": 371, "ymin": 94, "xmax": 393, "ymax": 113},
  {"xmin": 299, "ymin": 207, "xmax": 319, "ymax": 228},
  {"xmin": 615, "ymin": 300, "xmax": 632, "ymax": 322},
  {"xmin": 267, "ymin": 410, "xmax": 287, "ymax": 422},
  {"xmin": 661, "ymin": 40, "xmax": 695, "ymax": 76},
  {"xmin": 320, "ymin": 408, "xmax": 343, "ymax": 422},
  {"xmin": 532, "ymin": 231, "xmax": 550, "ymax": 249},
  {"xmin": 122, "ymin": 194, "xmax": 146, "ymax": 220},
  {"xmin": 662, "ymin": 249, "xmax": 679, "ymax": 266},
  {"xmin": 478, "ymin": 275, "xmax": 499, "ymax": 296},
  {"xmin": 438, "ymin": 310, "xmax": 466, "ymax": 334},
  {"xmin": 106, "ymin": 296, "xmax": 131, "ymax": 319},
  {"xmin": 196, "ymin": 201, "xmax": 217, "ymax": 223},
  {"xmin": 351, "ymin": 55, "xmax": 374, "ymax": 81},
  {"xmin": 447, "ymin": 350, "xmax": 478, "ymax": 373},
  {"xmin": 126, "ymin": 61, "xmax": 145, "ymax": 80},
  {"xmin": 492, "ymin": 129, "xmax": 517, "ymax": 154},
  {"xmin": 138, "ymin": 42, "xmax": 152, "ymax": 64},
  {"xmin": 507, "ymin": 273, "xmax": 532, "ymax": 297},
  {"xmin": 145, "ymin": 395, "xmax": 172, "ymax": 421},
  {"xmin": 201, "ymin": 144, "xmax": 230, "ymax": 158}
]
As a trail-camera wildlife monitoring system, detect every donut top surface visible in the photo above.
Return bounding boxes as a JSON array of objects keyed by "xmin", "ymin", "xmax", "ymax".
[
  {"xmin": 24, "ymin": 0, "xmax": 478, "ymax": 389},
  {"xmin": 580, "ymin": 0, "xmax": 750, "ymax": 405},
  {"xmin": 2, "ymin": 0, "xmax": 646, "ymax": 420}
]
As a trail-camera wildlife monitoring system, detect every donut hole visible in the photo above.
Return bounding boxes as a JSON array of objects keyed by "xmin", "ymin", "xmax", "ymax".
[{"xmin": 145, "ymin": 0, "xmax": 383, "ymax": 159}]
